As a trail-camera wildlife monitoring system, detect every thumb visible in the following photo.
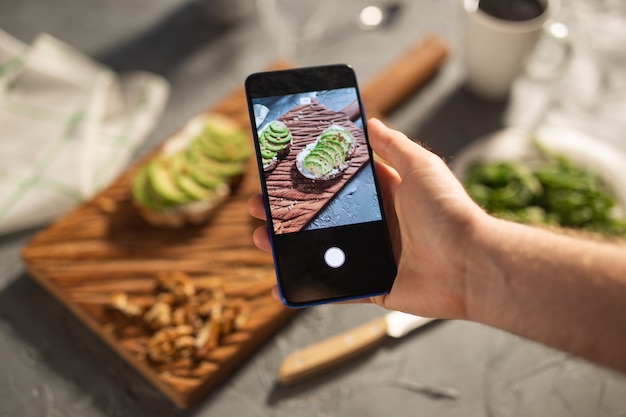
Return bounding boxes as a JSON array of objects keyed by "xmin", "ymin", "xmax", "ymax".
[{"xmin": 367, "ymin": 118, "xmax": 428, "ymax": 178}]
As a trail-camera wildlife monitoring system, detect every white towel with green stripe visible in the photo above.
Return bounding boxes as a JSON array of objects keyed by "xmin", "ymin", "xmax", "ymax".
[{"xmin": 0, "ymin": 30, "xmax": 170, "ymax": 235}]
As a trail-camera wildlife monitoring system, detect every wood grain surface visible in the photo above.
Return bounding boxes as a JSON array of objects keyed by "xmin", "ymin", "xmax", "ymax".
[{"xmin": 21, "ymin": 36, "xmax": 448, "ymax": 409}]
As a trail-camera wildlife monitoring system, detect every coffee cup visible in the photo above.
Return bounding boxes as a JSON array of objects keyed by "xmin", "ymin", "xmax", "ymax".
[{"xmin": 461, "ymin": 0, "xmax": 571, "ymax": 101}]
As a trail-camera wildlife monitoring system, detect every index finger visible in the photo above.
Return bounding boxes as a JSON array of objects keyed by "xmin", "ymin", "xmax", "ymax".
[
  {"xmin": 247, "ymin": 194, "xmax": 267, "ymax": 221},
  {"xmin": 367, "ymin": 118, "xmax": 431, "ymax": 178}
]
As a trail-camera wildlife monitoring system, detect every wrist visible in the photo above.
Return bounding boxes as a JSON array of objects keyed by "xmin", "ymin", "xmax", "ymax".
[{"xmin": 462, "ymin": 214, "xmax": 513, "ymax": 323}]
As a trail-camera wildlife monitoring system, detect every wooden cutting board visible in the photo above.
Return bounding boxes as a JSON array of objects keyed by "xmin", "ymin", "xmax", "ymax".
[{"xmin": 21, "ymin": 36, "xmax": 448, "ymax": 409}]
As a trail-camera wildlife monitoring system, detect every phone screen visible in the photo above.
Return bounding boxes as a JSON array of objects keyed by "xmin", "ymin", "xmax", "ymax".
[{"xmin": 245, "ymin": 65, "xmax": 396, "ymax": 307}]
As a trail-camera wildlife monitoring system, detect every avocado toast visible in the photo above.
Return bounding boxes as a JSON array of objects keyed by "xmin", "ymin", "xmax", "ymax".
[
  {"xmin": 296, "ymin": 125, "xmax": 355, "ymax": 180},
  {"xmin": 257, "ymin": 120, "xmax": 293, "ymax": 172},
  {"xmin": 131, "ymin": 114, "xmax": 252, "ymax": 227}
]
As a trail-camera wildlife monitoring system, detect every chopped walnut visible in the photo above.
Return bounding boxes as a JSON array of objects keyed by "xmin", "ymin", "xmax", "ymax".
[
  {"xmin": 195, "ymin": 289, "xmax": 213, "ymax": 304},
  {"xmin": 144, "ymin": 301, "xmax": 172, "ymax": 329},
  {"xmin": 172, "ymin": 305, "xmax": 201, "ymax": 328},
  {"xmin": 174, "ymin": 335, "xmax": 196, "ymax": 359},
  {"xmin": 172, "ymin": 306, "xmax": 187, "ymax": 326},
  {"xmin": 196, "ymin": 304, "xmax": 222, "ymax": 351},
  {"xmin": 148, "ymin": 325, "xmax": 195, "ymax": 363},
  {"xmin": 195, "ymin": 317, "xmax": 220, "ymax": 353},
  {"xmin": 196, "ymin": 300, "xmax": 215, "ymax": 318},
  {"xmin": 108, "ymin": 292, "xmax": 144, "ymax": 317},
  {"xmin": 109, "ymin": 271, "xmax": 254, "ymax": 365},
  {"xmin": 155, "ymin": 292, "xmax": 176, "ymax": 306},
  {"xmin": 155, "ymin": 271, "xmax": 195, "ymax": 302}
]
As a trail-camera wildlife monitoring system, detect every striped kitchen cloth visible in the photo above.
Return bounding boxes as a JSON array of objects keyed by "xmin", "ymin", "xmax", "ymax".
[{"xmin": 0, "ymin": 29, "xmax": 170, "ymax": 235}]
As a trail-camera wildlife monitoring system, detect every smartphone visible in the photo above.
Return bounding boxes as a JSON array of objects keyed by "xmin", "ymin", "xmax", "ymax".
[{"xmin": 244, "ymin": 64, "xmax": 396, "ymax": 307}]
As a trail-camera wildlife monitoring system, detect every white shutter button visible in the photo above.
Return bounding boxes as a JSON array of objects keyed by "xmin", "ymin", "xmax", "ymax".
[{"xmin": 324, "ymin": 247, "xmax": 346, "ymax": 268}]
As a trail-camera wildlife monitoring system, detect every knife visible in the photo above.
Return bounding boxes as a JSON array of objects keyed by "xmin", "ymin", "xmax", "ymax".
[{"xmin": 278, "ymin": 311, "xmax": 436, "ymax": 385}]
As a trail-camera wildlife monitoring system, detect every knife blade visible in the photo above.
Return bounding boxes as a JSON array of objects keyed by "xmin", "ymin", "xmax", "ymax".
[{"xmin": 278, "ymin": 311, "xmax": 435, "ymax": 385}]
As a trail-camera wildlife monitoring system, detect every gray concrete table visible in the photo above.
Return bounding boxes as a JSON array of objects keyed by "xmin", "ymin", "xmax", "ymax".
[{"xmin": 1, "ymin": 1, "xmax": 625, "ymax": 416}]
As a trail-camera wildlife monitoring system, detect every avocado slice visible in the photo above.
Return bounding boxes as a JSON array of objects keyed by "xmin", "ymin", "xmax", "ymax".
[
  {"xmin": 259, "ymin": 146, "xmax": 277, "ymax": 160},
  {"xmin": 315, "ymin": 144, "xmax": 342, "ymax": 167},
  {"xmin": 187, "ymin": 143, "xmax": 244, "ymax": 177},
  {"xmin": 197, "ymin": 121, "xmax": 251, "ymax": 162},
  {"xmin": 302, "ymin": 159, "xmax": 321, "ymax": 177},
  {"xmin": 259, "ymin": 131, "xmax": 286, "ymax": 152},
  {"xmin": 203, "ymin": 116, "xmax": 247, "ymax": 144},
  {"xmin": 309, "ymin": 147, "xmax": 336, "ymax": 167},
  {"xmin": 187, "ymin": 164, "xmax": 224, "ymax": 189},
  {"xmin": 183, "ymin": 144, "xmax": 228, "ymax": 188},
  {"xmin": 321, "ymin": 130, "xmax": 351, "ymax": 153},
  {"xmin": 147, "ymin": 157, "xmax": 192, "ymax": 204},
  {"xmin": 265, "ymin": 122, "xmax": 292, "ymax": 145},
  {"xmin": 304, "ymin": 153, "xmax": 333, "ymax": 177},
  {"xmin": 132, "ymin": 164, "xmax": 172, "ymax": 211},
  {"xmin": 131, "ymin": 164, "xmax": 151, "ymax": 205},
  {"xmin": 168, "ymin": 155, "xmax": 215, "ymax": 201},
  {"xmin": 197, "ymin": 135, "xmax": 250, "ymax": 162},
  {"xmin": 268, "ymin": 121, "xmax": 289, "ymax": 135},
  {"xmin": 266, "ymin": 132, "xmax": 291, "ymax": 146},
  {"xmin": 319, "ymin": 138, "xmax": 346, "ymax": 162},
  {"xmin": 176, "ymin": 174, "xmax": 215, "ymax": 200}
]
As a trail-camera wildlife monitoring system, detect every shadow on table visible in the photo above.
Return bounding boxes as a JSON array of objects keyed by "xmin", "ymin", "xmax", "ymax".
[
  {"xmin": 403, "ymin": 84, "xmax": 510, "ymax": 161},
  {"xmin": 0, "ymin": 274, "xmax": 186, "ymax": 417},
  {"xmin": 95, "ymin": 1, "xmax": 248, "ymax": 77}
]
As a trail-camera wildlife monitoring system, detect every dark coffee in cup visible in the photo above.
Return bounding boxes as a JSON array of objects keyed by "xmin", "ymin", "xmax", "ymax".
[{"xmin": 478, "ymin": 0, "xmax": 545, "ymax": 21}]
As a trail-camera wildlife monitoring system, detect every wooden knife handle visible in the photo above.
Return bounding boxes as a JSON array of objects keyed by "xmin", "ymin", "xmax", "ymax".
[
  {"xmin": 278, "ymin": 316, "xmax": 388, "ymax": 385},
  {"xmin": 361, "ymin": 34, "xmax": 449, "ymax": 119}
]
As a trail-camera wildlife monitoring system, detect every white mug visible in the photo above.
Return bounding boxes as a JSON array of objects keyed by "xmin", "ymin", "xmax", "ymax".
[{"xmin": 461, "ymin": 0, "xmax": 571, "ymax": 101}]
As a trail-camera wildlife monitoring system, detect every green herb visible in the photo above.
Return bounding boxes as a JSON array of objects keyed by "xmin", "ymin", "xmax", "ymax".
[{"xmin": 462, "ymin": 147, "xmax": 626, "ymax": 236}]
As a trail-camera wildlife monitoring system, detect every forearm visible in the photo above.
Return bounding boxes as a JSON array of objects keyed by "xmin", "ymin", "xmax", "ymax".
[{"xmin": 467, "ymin": 216, "xmax": 626, "ymax": 372}]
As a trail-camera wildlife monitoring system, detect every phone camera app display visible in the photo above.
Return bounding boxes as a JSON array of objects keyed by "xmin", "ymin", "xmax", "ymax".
[
  {"xmin": 252, "ymin": 88, "xmax": 382, "ymax": 235},
  {"xmin": 246, "ymin": 65, "xmax": 396, "ymax": 306}
]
